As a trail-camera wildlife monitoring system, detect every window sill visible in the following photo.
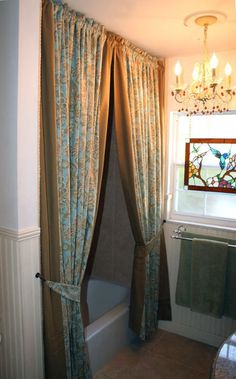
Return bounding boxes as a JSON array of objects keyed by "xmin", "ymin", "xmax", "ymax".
[{"xmin": 165, "ymin": 217, "xmax": 236, "ymax": 233}]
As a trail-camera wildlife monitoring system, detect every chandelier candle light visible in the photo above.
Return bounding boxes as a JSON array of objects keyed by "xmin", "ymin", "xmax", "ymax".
[{"xmin": 172, "ymin": 14, "xmax": 235, "ymax": 116}]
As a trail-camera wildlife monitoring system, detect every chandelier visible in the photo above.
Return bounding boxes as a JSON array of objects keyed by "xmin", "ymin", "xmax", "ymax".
[{"xmin": 171, "ymin": 15, "xmax": 235, "ymax": 116}]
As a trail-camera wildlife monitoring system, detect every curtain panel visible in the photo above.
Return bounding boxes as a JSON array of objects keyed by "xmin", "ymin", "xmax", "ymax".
[
  {"xmin": 40, "ymin": 0, "xmax": 67, "ymax": 377},
  {"xmin": 41, "ymin": 1, "xmax": 112, "ymax": 378},
  {"xmin": 111, "ymin": 34, "xmax": 167, "ymax": 339}
]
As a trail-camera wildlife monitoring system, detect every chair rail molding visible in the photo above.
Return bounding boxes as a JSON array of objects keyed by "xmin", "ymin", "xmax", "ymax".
[{"xmin": 0, "ymin": 226, "xmax": 40, "ymax": 241}]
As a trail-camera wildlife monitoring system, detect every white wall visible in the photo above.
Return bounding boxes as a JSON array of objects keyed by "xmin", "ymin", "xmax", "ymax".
[
  {"xmin": 0, "ymin": 1, "xmax": 43, "ymax": 378},
  {"xmin": 17, "ymin": 0, "xmax": 41, "ymax": 229},
  {"xmin": 0, "ymin": 0, "xmax": 40, "ymax": 231},
  {"xmin": 0, "ymin": 0, "xmax": 19, "ymax": 230}
]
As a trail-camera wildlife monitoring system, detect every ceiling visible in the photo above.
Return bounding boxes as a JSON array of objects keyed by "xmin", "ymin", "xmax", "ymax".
[{"xmin": 67, "ymin": 0, "xmax": 236, "ymax": 57}]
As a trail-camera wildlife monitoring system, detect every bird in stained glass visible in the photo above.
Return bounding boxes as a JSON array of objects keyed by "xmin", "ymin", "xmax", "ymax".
[{"xmin": 208, "ymin": 144, "xmax": 231, "ymax": 170}]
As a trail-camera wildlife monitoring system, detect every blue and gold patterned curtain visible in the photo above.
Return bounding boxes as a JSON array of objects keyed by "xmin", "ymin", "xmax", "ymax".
[
  {"xmin": 111, "ymin": 34, "xmax": 165, "ymax": 340},
  {"xmin": 54, "ymin": 4, "xmax": 107, "ymax": 378},
  {"xmin": 41, "ymin": 1, "xmax": 111, "ymax": 378}
]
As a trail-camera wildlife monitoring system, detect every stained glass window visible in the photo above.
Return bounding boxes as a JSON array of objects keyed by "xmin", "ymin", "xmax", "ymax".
[{"xmin": 184, "ymin": 138, "xmax": 236, "ymax": 193}]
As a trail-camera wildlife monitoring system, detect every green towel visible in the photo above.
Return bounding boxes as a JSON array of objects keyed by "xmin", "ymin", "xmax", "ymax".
[
  {"xmin": 175, "ymin": 237, "xmax": 192, "ymax": 307},
  {"xmin": 191, "ymin": 238, "xmax": 228, "ymax": 317},
  {"xmin": 175, "ymin": 232, "xmax": 236, "ymax": 319},
  {"xmin": 224, "ymin": 246, "xmax": 236, "ymax": 318}
]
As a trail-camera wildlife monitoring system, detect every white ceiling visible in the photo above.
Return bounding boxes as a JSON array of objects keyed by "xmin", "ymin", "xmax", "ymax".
[{"xmin": 67, "ymin": 0, "xmax": 236, "ymax": 57}]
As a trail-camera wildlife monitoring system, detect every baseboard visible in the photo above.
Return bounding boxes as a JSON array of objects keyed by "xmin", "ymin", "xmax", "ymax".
[{"xmin": 159, "ymin": 320, "xmax": 225, "ymax": 347}]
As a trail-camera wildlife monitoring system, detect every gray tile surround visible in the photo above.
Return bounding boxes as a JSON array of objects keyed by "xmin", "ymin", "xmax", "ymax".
[{"xmin": 92, "ymin": 128, "xmax": 134, "ymax": 287}]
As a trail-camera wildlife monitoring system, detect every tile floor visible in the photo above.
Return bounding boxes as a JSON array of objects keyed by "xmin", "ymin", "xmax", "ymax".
[{"xmin": 94, "ymin": 329, "xmax": 217, "ymax": 379}]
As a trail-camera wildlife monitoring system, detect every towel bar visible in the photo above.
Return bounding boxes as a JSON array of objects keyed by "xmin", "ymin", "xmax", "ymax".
[{"xmin": 171, "ymin": 225, "xmax": 236, "ymax": 248}]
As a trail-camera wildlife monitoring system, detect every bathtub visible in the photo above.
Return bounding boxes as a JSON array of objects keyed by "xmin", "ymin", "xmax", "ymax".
[{"xmin": 85, "ymin": 278, "xmax": 135, "ymax": 375}]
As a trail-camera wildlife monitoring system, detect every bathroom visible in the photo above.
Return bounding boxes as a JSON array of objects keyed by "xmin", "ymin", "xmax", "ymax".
[{"xmin": 0, "ymin": 0, "xmax": 236, "ymax": 379}]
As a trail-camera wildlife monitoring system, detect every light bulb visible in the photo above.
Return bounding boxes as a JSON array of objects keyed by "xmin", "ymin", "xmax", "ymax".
[
  {"xmin": 174, "ymin": 61, "xmax": 182, "ymax": 88},
  {"xmin": 225, "ymin": 63, "xmax": 232, "ymax": 89},
  {"xmin": 210, "ymin": 53, "xmax": 218, "ymax": 69},
  {"xmin": 174, "ymin": 61, "xmax": 182, "ymax": 76},
  {"xmin": 192, "ymin": 65, "xmax": 199, "ymax": 81},
  {"xmin": 225, "ymin": 63, "xmax": 232, "ymax": 76}
]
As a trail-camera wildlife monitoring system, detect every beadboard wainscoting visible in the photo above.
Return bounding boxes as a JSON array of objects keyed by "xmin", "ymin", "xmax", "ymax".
[
  {"xmin": 0, "ymin": 227, "xmax": 44, "ymax": 379},
  {"xmin": 159, "ymin": 221, "xmax": 236, "ymax": 347}
]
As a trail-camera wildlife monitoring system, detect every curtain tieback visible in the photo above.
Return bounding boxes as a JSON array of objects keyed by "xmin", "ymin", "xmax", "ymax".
[
  {"xmin": 46, "ymin": 280, "xmax": 81, "ymax": 303},
  {"xmin": 129, "ymin": 233, "xmax": 160, "ymax": 334},
  {"xmin": 135, "ymin": 233, "xmax": 160, "ymax": 259}
]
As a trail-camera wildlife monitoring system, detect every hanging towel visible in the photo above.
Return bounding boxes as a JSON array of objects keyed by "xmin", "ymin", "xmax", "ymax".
[
  {"xmin": 190, "ymin": 238, "xmax": 228, "ymax": 318},
  {"xmin": 224, "ymin": 244, "xmax": 236, "ymax": 319},
  {"xmin": 176, "ymin": 232, "xmax": 236, "ymax": 319},
  {"xmin": 175, "ymin": 237, "xmax": 192, "ymax": 307}
]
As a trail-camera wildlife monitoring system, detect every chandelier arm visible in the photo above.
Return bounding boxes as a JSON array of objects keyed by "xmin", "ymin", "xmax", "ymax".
[
  {"xmin": 174, "ymin": 91, "xmax": 185, "ymax": 103},
  {"xmin": 215, "ymin": 91, "xmax": 233, "ymax": 104},
  {"xmin": 203, "ymin": 24, "xmax": 208, "ymax": 58}
]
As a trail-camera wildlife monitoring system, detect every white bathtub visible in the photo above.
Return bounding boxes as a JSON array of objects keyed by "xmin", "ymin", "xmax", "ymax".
[{"xmin": 85, "ymin": 278, "xmax": 134, "ymax": 375}]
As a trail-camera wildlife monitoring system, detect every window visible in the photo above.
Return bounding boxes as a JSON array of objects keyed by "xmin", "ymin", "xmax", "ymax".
[{"xmin": 167, "ymin": 111, "xmax": 236, "ymax": 228}]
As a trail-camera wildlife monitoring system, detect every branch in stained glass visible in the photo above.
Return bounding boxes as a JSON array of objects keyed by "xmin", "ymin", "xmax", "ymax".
[{"xmin": 184, "ymin": 139, "xmax": 236, "ymax": 193}]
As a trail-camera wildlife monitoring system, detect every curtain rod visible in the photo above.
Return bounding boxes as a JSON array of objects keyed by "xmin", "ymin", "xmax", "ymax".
[{"xmin": 171, "ymin": 225, "xmax": 236, "ymax": 248}]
